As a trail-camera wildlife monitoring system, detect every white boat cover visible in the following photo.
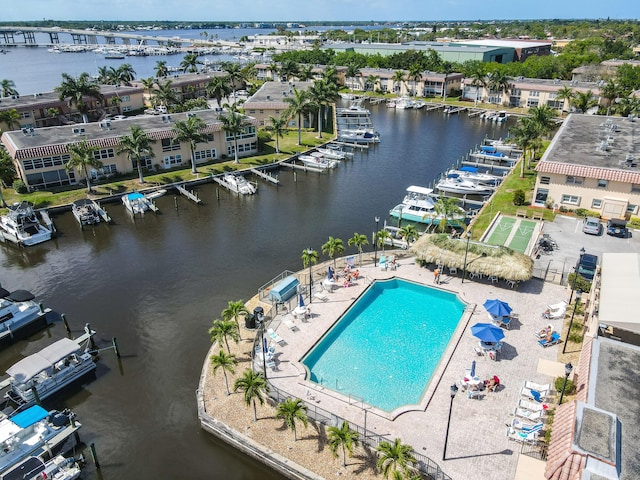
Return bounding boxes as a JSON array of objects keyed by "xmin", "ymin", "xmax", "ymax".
[{"xmin": 6, "ymin": 338, "xmax": 81, "ymax": 384}]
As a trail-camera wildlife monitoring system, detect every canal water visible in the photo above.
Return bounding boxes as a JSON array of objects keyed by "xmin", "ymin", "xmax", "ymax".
[{"xmin": 0, "ymin": 101, "xmax": 511, "ymax": 478}]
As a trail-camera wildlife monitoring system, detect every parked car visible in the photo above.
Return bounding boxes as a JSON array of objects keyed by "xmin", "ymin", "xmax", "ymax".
[
  {"xmin": 606, "ymin": 218, "xmax": 629, "ymax": 238},
  {"xmin": 582, "ymin": 217, "xmax": 602, "ymax": 235},
  {"xmin": 577, "ymin": 253, "xmax": 598, "ymax": 281}
]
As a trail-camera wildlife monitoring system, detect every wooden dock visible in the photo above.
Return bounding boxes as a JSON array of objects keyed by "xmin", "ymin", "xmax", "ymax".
[
  {"xmin": 280, "ymin": 161, "xmax": 325, "ymax": 174},
  {"xmin": 175, "ymin": 184, "xmax": 202, "ymax": 204},
  {"xmin": 250, "ymin": 168, "xmax": 279, "ymax": 185},
  {"xmin": 424, "ymin": 103, "xmax": 444, "ymax": 111},
  {"xmin": 444, "ymin": 106, "xmax": 466, "ymax": 115},
  {"xmin": 331, "ymin": 140, "xmax": 368, "ymax": 150},
  {"xmin": 96, "ymin": 202, "xmax": 111, "ymax": 223},
  {"xmin": 39, "ymin": 209, "xmax": 56, "ymax": 234}
]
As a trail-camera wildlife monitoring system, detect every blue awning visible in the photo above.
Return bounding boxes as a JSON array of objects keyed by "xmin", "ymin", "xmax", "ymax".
[
  {"xmin": 11, "ymin": 405, "xmax": 49, "ymax": 428},
  {"xmin": 460, "ymin": 166, "xmax": 478, "ymax": 173}
]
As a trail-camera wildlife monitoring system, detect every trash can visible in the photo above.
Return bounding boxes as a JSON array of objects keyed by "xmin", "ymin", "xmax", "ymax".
[
  {"xmin": 245, "ymin": 314, "xmax": 256, "ymax": 329},
  {"xmin": 253, "ymin": 306, "xmax": 265, "ymax": 327}
]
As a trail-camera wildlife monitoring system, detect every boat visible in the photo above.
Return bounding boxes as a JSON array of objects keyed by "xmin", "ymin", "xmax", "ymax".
[
  {"xmin": 298, "ymin": 155, "xmax": 338, "ymax": 170},
  {"xmin": 436, "ymin": 175, "xmax": 495, "ymax": 196},
  {"xmin": 0, "ymin": 203, "xmax": 51, "ymax": 247},
  {"xmin": 336, "ymin": 102, "xmax": 377, "ymax": 133},
  {"xmin": 388, "ymin": 186, "xmax": 468, "ymax": 226},
  {"xmin": 223, "ymin": 174, "xmax": 256, "ymax": 195},
  {"xmin": 144, "ymin": 189, "xmax": 168, "ymax": 200},
  {"xmin": 316, "ymin": 147, "xmax": 346, "ymax": 160},
  {"xmin": 71, "ymin": 199, "xmax": 108, "ymax": 226},
  {"xmin": 2, "ymin": 454, "xmax": 82, "ymax": 480},
  {"xmin": 325, "ymin": 144, "xmax": 354, "ymax": 158},
  {"xmin": 0, "ymin": 405, "xmax": 81, "ymax": 476},
  {"xmin": 122, "ymin": 192, "xmax": 158, "ymax": 214},
  {"xmin": 3, "ymin": 335, "xmax": 97, "ymax": 409},
  {"xmin": 394, "ymin": 96, "xmax": 415, "ymax": 110},
  {"xmin": 0, "ymin": 289, "xmax": 50, "ymax": 347},
  {"xmin": 494, "ymin": 111, "xmax": 508, "ymax": 123},
  {"xmin": 445, "ymin": 167, "xmax": 504, "ymax": 186},
  {"xmin": 338, "ymin": 129, "xmax": 380, "ymax": 144}
]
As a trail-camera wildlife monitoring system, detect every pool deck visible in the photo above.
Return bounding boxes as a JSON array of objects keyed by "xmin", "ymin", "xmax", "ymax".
[{"xmin": 261, "ymin": 253, "xmax": 566, "ymax": 480}]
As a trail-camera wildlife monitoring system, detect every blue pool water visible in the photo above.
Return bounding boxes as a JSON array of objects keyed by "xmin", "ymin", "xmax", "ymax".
[{"xmin": 302, "ymin": 279, "xmax": 465, "ymax": 412}]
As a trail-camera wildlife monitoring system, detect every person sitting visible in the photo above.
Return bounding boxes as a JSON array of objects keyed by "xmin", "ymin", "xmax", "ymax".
[
  {"xmin": 389, "ymin": 257, "xmax": 397, "ymax": 270},
  {"xmin": 485, "ymin": 375, "xmax": 500, "ymax": 392},
  {"xmin": 343, "ymin": 278, "xmax": 353, "ymax": 288},
  {"xmin": 537, "ymin": 324, "xmax": 552, "ymax": 338}
]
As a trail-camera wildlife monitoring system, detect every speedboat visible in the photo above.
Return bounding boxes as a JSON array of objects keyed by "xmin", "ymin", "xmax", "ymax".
[
  {"xmin": 436, "ymin": 175, "xmax": 494, "ymax": 196},
  {"xmin": 0, "ymin": 405, "xmax": 81, "ymax": 475},
  {"xmin": 2, "ymin": 454, "xmax": 82, "ymax": 480},
  {"xmin": 223, "ymin": 174, "xmax": 256, "ymax": 195},
  {"xmin": 0, "ymin": 202, "xmax": 52, "ymax": 247},
  {"xmin": 298, "ymin": 155, "xmax": 338, "ymax": 170},
  {"xmin": 4, "ymin": 336, "xmax": 96, "ymax": 409},
  {"xmin": 316, "ymin": 147, "xmax": 346, "ymax": 160},
  {"xmin": 144, "ymin": 188, "xmax": 168, "ymax": 200},
  {"xmin": 122, "ymin": 192, "xmax": 157, "ymax": 214},
  {"xmin": 394, "ymin": 96, "xmax": 415, "ymax": 110},
  {"xmin": 71, "ymin": 199, "xmax": 105, "ymax": 226},
  {"xmin": 445, "ymin": 167, "xmax": 504, "ymax": 186},
  {"xmin": 338, "ymin": 129, "xmax": 380, "ymax": 144},
  {"xmin": 389, "ymin": 186, "xmax": 436, "ymax": 223},
  {"xmin": 0, "ymin": 289, "xmax": 50, "ymax": 347},
  {"xmin": 494, "ymin": 110, "xmax": 508, "ymax": 123}
]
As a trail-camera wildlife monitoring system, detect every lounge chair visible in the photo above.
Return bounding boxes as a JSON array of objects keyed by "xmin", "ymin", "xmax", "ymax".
[
  {"xmin": 543, "ymin": 301, "xmax": 568, "ymax": 319},
  {"xmin": 524, "ymin": 381, "xmax": 551, "ymax": 393},
  {"xmin": 267, "ymin": 328, "xmax": 285, "ymax": 345},
  {"xmin": 535, "ymin": 324, "xmax": 554, "ymax": 338},
  {"xmin": 509, "ymin": 418, "xmax": 544, "ymax": 432},
  {"xmin": 379, "ymin": 255, "xmax": 387, "ymax": 270},
  {"xmin": 521, "ymin": 387, "xmax": 550, "ymax": 402},
  {"xmin": 282, "ymin": 317, "xmax": 298, "ymax": 331},
  {"xmin": 518, "ymin": 399, "xmax": 549, "ymax": 412},
  {"xmin": 514, "ymin": 407, "xmax": 545, "ymax": 421},
  {"xmin": 313, "ymin": 290, "xmax": 329, "ymax": 302},
  {"xmin": 506, "ymin": 426, "xmax": 540, "ymax": 444},
  {"xmin": 538, "ymin": 332, "xmax": 561, "ymax": 348}
]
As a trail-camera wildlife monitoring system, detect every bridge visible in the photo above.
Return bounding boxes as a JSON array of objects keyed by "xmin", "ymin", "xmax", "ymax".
[{"xmin": 0, "ymin": 26, "xmax": 238, "ymax": 48}]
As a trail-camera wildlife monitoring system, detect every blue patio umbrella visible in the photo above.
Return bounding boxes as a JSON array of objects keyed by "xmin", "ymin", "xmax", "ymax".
[
  {"xmin": 483, "ymin": 299, "xmax": 512, "ymax": 317},
  {"xmin": 471, "ymin": 323, "xmax": 506, "ymax": 343},
  {"xmin": 299, "ymin": 293, "xmax": 305, "ymax": 308},
  {"xmin": 470, "ymin": 360, "xmax": 476, "ymax": 378},
  {"xmin": 327, "ymin": 266, "xmax": 334, "ymax": 280}
]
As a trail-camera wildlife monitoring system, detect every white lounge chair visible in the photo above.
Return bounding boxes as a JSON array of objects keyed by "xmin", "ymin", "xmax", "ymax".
[
  {"xmin": 379, "ymin": 255, "xmax": 387, "ymax": 270},
  {"xmin": 524, "ymin": 381, "xmax": 552, "ymax": 393},
  {"xmin": 510, "ymin": 418, "xmax": 544, "ymax": 432},
  {"xmin": 314, "ymin": 290, "xmax": 329, "ymax": 302},
  {"xmin": 518, "ymin": 399, "xmax": 549, "ymax": 412},
  {"xmin": 282, "ymin": 317, "xmax": 298, "ymax": 331},
  {"xmin": 267, "ymin": 328, "xmax": 285, "ymax": 345},
  {"xmin": 514, "ymin": 407, "xmax": 545, "ymax": 421},
  {"xmin": 506, "ymin": 426, "xmax": 541, "ymax": 443},
  {"xmin": 521, "ymin": 387, "xmax": 551, "ymax": 402}
]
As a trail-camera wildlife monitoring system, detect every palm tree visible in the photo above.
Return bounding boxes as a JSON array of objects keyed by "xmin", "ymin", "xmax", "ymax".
[
  {"xmin": 570, "ymin": 90, "xmax": 598, "ymax": 114},
  {"xmin": 210, "ymin": 349, "xmax": 237, "ymax": 395},
  {"xmin": 285, "ymin": 87, "xmax": 310, "ymax": 146},
  {"xmin": 469, "ymin": 69, "xmax": 486, "ymax": 106},
  {"xmin": 509, "ymin": 117, "xmax": 538, "ymax": 177},
  {"xmin": 441, "ymin": 61, "xmax": 454, "ymax": 102},
  {"xmin": 141, "ymin": 77, "xmax": 156, "ymax": 93},
  {"xmin": 219, "ymin": 108, "xmax": 250, "ymax": 164},
  {"xmin": 345, "ymin": 63, "xmax": 361, "ymax": 93},
  {"xmin": 407, "ymin": 63, "xmax": 423, "ymax": 97},
  {"xmin": 221, "ymin": 62, "xmax": 244, "ymax": 97},
  {"xmin": 322, "ymin": 236, "xmax": 345, "ymax": 271},
  {"xmin": 265, "ymin": 115, "xmax": 287, "ymax": 153},
  {"xmin": 115, "ymin": 63, "xmax": 136, "ymax": 86},
  {"xmin": 528, "ymin": 104, "xmax": 557, "ymax": 139},
  {"xmin": 0, "ymin": 108, "xmax": 21, "ymax": 131},
  {"xmin": 222, "ymin": 300, "xmax": 250, "ymax": 340},
  {"xmin": 0, "ymin": 149, "xmax": 17, "ymax": 207},
  {"xmin": 279, "ymin": 59, "xmax": 300, "ymax": 82},
  {"xmin": 172, "ymin": 115, "xmax": 208, "ymax": 174},
  {"xmin": 206, "ymin": 76, "xmax": 232, "ymax": 108},
  {"xmin": 96, "ymin": 66, "xmax": 111, "ymax": 84},
  {"xmin": 66, "ymin": 140, "xmax": 102, "ymax": 193},
  {"xmin": 600, "ymin": 80, "xmax": 621, "ymax": 116},
  {"xmin": 347, "ymin": 233, "xmax": 369, "ymax": 267},
  {"xmin": 398, "ymin": 225, "xmax": 419, "ymax": 246},
  {"xmin": 376, "ymin": 438, "xmax": 417, "ymax": 480},
  {"xmin": 180, "ymin": 53, "xmax": 202, "ymax": 73},
  {"xmin": 0, "ymin": 79, "xmax": 18, "ymax": 98},
  {"xmin": 297, "ymin": 65, "xmax": 314, "ymax": 81},
  {"xmin": 301, "ymin": 248, "xmax": 319, "ymax": 290},
  {"xmin": 365, "ymin": 74, "xmax": 380, "ymax": 92},
  {"xmin": 208, "ymin": 318, "xmax": 240, "ymax": 354},
  {"xmin": 434, "ymin": 197, "xmax": 462, "ymax": 232},
  {"xmin": 117, "ymin": 125, "xmax": 156, "ymax": 184},
  {"xmin": 555, "ymin": 85, "xmax": 574, "ymax": 113},
  {"xmin": 275, "ymin": 398, "xmax": 308, "ymax": 441},
  {"xmin": 154, "ymin": 60, "xmax": 169, "ymax": 78},
  {"xmin": 233, "ymin": 369, "xmax": 269, "ymax": 422},
  {"xmin": 375, "ymin": 229, "xmax": 392, "ymax": 253},
  {"xmin": 322, "ymin": 66, "xmax": 339, "ymax": 87},
  {"xmin": 151, "ymin": 80, "xmax": 179, "ymax": 109},
  {"xmin": 616, "ymin": 96, "xmax": 640, "ymax": 117},
  {"xmin": 328, "ymin": 421, "xmax": 360, "ymax": 467},
  {"xmin": 486, "ymin": 71, "xmax": 510, "ymax": 105},
  {"xmin": 55, "ymin": 72, "xmax": 104, "ymax": 123},
  {"xmin": 392, "ymin": 70, "xmax": 405, "ymax": 95}
]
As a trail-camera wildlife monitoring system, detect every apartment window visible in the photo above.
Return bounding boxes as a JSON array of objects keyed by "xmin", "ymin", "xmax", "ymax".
[
  {"xmin": 163, "ymin": 154, "xmax": 182, "ymax": 167},
  {"xmin": 627, "ymin": 204, "xmax": 638, "ymax": 214},
  {"xmin": 561, "ymin": 194, "xmax": 580, "ymax": 205},
  {"xmin": 194, "ymin": 149, "xmax": 216, "ymax": 160},
  {"xmin": 94, "ymin": 148, "xmax": 115, "ymax": 160},
  {"xmin": 632, "ymin": 184, "xmax": 640, "ymax": 193},
  {"xmin": 248, "ymin": 110, "xmax": 256, "ymax": 114},
  {"xmin": 535, "ymin": 188, "xmax": 549, "ymax": 205},
  {"xmin": 597, "ymin": 179, "xmax": 608, "ymax": 188},
  {"xmin": 539, "ymin": 176, "xmax": 551, "ymax": 185},
  {"xmin": 566, "ymin": 175, "xmax": 583, "ymax": 185},
  {"xmin": 529, "ymin": 91, "xmax": 540, "ymax": 97},
  {"xmin": 526, "ymin": 98, "xmax": 539, "ymax": 107},
  {"xmin": 592, "ymin": 199, "xmax": 602, "ymax": 208},
  {"xmin": 20, "ymin": 112, "xmax": 31, "ymax": 118},
  {"xmin": 122, "ymin": 106, "xmax": 132, "ymax": 112},
  {"xmin": 161, "ymin": 138, "xmax": 180, "ymax": 152},
  {"xmin": 120, "ymin": 95, "xmax": 130, "ymax": 102},
  {"xmin": 132, "ymin": 155, "xmax": 152, "ymax": 170},
  {"xmin": 90, "ymin": 164, "xmax": 117, "ymax": 179}
]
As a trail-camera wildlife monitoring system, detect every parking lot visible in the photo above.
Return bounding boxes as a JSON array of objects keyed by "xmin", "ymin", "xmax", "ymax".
[{"xmin": 533, "ymin": 215, "xmax": 640, "ymax": 279}]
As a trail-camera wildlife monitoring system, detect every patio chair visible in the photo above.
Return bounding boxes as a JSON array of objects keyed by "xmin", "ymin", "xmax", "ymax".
[
  {"xmin": 538, "ymin": 332, "xmax": 561, "ymax": 348},
  {"xmin": 473, "ymin": 346, "xmax": 485, "ymax": 357},
  {"xmin": 379, "ymin": 255, "xmax": 387, "ymax": 270},
  {"xmin": 521, "ymin": 386, "xmax": 550, "ymax": 403},
  {"xmin": 267, "ymin": 327, "xmax": 286, "ymax": 345},
  {"xmin": 282, "ymin": 317, "xmax": 298, "ymax": 331},
  {"xmin": 524, "ymin": 381, "xmax": 552, "ymax": 394},
  {"xmin": 509, "ymin": 418, "xmax": 544, "ymax": 432},
  {"xmin": 506, "ymin": 426, "xmax": 540, "ymax": 444},
  {"xmin": 514, "ymin": 407, "xmax": 545, "ymax": 421},
  {"xmin": 535, "ymin": 324, "xmax": 553, "ymax": 339},
  {"xmin": 543, "ymin": 301, "xmax": 567, "ymax": 319},
  {"xmin": 313, "ymin": 290, "xmax": 329, "ymax": 302},
  {"xmin": 518, "ymin": 399, "xmax": 549, "ymax": 413}
]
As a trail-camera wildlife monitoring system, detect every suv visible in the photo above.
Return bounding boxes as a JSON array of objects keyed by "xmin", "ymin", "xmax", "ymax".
[
  {"xmin": 606, "ymin": 218, "xmax": 629, "ymax": 238},
  {"xmin": 582, "ymin": 217, "xmax": 602, "ymax": 235},
  {"xmin": 577, "ymin": 253, "xmax": 598, "ymax": 281}
]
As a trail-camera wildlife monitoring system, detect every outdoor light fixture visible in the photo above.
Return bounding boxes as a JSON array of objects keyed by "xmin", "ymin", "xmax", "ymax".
[
  {"xmin": 442, "ymin": 383, "xmax": 458, "ymax": 460},
  {"xmin": 461, "ymin": 231, "xmax": 472, "ymax": 284},
  {"xmin": 559, "ymin": 362, "xmax": 573, "ymax": 404},
  {"xmin": 373, "ymin": 216, "xmax": 380, "ymax": 266}
]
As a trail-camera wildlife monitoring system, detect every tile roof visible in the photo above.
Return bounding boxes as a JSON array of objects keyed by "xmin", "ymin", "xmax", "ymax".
[{"xmin": 535, "ymin": 161, "xmax": 640, "ymax": 184}]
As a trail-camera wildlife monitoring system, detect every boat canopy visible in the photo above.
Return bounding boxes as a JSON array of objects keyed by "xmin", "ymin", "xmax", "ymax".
[
  {"xmin": 127, "ymin": 192, "xmax": 145, "ymax": 200},
  {"xmin": 6, "ymin": 290, "xmax": 35, "ymax": 302},
  {"xmin": 7, "ymin": 338, "xmax": 81, "ymax": 384},
  {"xmin": 406, "ymin": 186, "xmax": 434, "ymax": 195},
  {"xmin": 0, "ymin": 288, "xmax": 10, "ymax": 298},
  {"xmin": 10, "ymin": 405, "xmax": 49, "ymax": 429},
  {"xmin": 460, "ymin": 166, "xmax": 479, "ymax": 173}
]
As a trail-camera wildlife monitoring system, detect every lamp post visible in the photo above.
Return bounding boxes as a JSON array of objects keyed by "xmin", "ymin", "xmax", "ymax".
[
  {"xmin": 558, "ymin": 362, "xmax": 573, "ymax": 404},
  {"xmin": 461, "ymin": 231, "xmax": 471, "ymax": 284},
  {"xmin": 258, "ymin": 317, "xmax": 267, "ymax": 379},
  {"xmin": 306, "ymin": 247, "xmax": 313, "ymax": 299},
  {"xmin": 562, "ymin": 289, "xmax": 582, "ymax": 354},
  {"xmin": 442, "ymin": 384, "xmax": 458, "ymax": 461},
  {"xmin": 373, "ymin": 216, "xmax": 380, "ymax": 266},
  {"xmin": 568, "ymin": 247, "xmax": 586, "ymax": 306}
]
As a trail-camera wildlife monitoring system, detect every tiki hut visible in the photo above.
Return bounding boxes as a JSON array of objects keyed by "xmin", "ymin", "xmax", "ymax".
[{"xmin": 410, "ymin": 234, "xmax": 534, "ymax": 281}]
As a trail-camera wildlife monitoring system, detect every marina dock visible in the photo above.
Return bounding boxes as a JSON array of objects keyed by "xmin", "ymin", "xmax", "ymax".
[
  {"xmin": 175, "ymin": 184, "xmax": 202, "ymax": 204},
  {"xmin": 250, "ymin": 168, "xmax": 279, "ymax": 185},
  {"xmin": 280, "ymin": 161, "xmax": 325, "ymax": 174},
  {"xmin": 39, "ymin": 209, "xmax": 56, "ymax": 234}
]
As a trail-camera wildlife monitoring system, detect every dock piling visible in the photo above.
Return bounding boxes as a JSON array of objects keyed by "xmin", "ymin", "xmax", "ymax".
[
  {"xmin": 90, "ymin": 442, "xmax": 100, "ymax": 469},
  {"xmin": 61, "ymin": 313, "xmax": 71, "ymax": 334},
  {"xmin": 112, "ymin": 337, "xmax": 120, "ymax": 358}
]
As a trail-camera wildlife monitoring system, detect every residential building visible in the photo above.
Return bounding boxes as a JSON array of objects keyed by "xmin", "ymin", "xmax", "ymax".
[
  {"xmin": 243, "ymin": 34, "xmax": 319, "ymax": 51},
  {"xmin": 242, "ymin": 81, "xmax": 314, "ymax": 127},
  {"xmin": 0, "ymin": 109, "xmax": 258, "ymax": 191},
  {"xmin": 347, "ymin": 67, "xmax": 463, "ymax": 97},
  {"xmin": 130, "ymin": 71, "xmax": 231, "ymax": 107},
  {"xmin": 533, "ymin": 114, "xmax": 640, "ymax": 219}
]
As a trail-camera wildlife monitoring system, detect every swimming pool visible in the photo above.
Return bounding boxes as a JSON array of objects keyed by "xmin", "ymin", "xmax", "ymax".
[{"xmin": 301, "ymin": 278, "xmax": 465, "ymax": 412}]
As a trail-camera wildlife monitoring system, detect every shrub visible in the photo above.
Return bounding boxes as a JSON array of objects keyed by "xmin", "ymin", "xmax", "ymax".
[
  {"xmin": 567, "ymin": 273, "xmax": 592, "ymax": 293},
  {"xmin": 575, "ymin": 209, "xmax": 600, "ymax": 218},
  {"xmin": 555, "ymin": 376, "xmax": 576, "ymax": 396},
  {"xmin": 513, "ymin": 189, "xmax": 526, "ymax": 206},
  {"xmin": 628, "ymin": 216, "xmax": 640, "ymax": 229},
  {"xmin": 12, "ymin": 180, "xmax": 27, "ymax": 194}
]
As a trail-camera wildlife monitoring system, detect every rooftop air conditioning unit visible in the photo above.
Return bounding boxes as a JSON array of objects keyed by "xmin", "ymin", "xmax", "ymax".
[
  {"xmin": 72, "ymin": 127, "xmax": 85, "ymax": 134},
  {"xmin": 187, "ymin": 112, "xmax": 196, "ymax": 118}
]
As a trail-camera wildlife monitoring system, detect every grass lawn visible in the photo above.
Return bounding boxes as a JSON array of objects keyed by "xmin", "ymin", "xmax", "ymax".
[{"xmin": 1, "ymin": 129, "xmax": 330, "ymax": 211}]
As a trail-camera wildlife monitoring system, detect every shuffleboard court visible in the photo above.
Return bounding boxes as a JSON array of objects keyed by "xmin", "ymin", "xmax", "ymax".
[
  {"xmin": 508, "ymin": 219, "xmax": 536, "ymax": 253},
  {"xmin": 486, "ymin": 216, "xmax": 516, "ymax": 246},
  {"xmin": 481, "ymin": 213, "xmax": 542, "ymax": 256}
]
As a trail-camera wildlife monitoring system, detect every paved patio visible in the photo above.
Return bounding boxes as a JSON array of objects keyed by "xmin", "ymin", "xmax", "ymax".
[{"xmin": 260, "ymin": 253, "xmax": 566, "ymax": 480}]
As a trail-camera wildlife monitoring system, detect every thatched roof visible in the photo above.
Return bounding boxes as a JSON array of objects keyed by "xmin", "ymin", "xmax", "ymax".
[{"xmin": 409, "ymin": 234, "xmax": 534, "ymax": 281}]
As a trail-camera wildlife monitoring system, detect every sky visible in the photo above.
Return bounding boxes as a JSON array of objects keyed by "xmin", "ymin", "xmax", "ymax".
[{"xmin": 2, "ymin": 0, "xmax": 639, "ymax": 23}]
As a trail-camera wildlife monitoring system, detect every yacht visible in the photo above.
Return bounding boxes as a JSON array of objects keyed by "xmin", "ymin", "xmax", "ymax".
[
  {"xmin": 223, "ymin": 174, "xmax": 256, "ymax": 195},
  {"xmin": 2, "ymin": 454, "xmax": 82, "ymax": 480},
  {"xmin": 298, "ymin": 155, "xmax": 338, "ymax": 170},
  {"xmin": 389, "ymin": 186, "xmax": 436, "ymax": 224},
  {"xmin": 316, "ymin": 147, "xmax": 346, "ymax": 160},
  {"xmin": 0, "ymin": 203, "xmax": 52, "ymax": 247},
  {"xmin": 338, "ymin": 129, "xmax": 380, "ymax": 144},
  {"xmin": 445, "ymin": 167, "xmax": 504, "ymax": 186},
  {"xmin": 0, "ymin": 405, "xmax": 81, "ymax": 476},
  {"xmin": 436, "ymin": 175, "xmax": 495, "ymax": 196},
  {"xmin": 3, "ymin": 335, "xmax": 97, "ymax": 408},
  {"xmin": 0, "ymin": 289, "xmax": 50, "ymax": 347},
  {"xmin": 71, "ymin": 199, "xmax": 110, "ymax": 226},
  {"xmin": 122, "ymin": 192, "xmax": 158, "ymax": 214}
]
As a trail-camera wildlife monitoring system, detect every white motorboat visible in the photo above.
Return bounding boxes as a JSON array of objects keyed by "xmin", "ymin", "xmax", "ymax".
[
  {"xmin": 445, "ymin": 167, "xmax": 504, "ymax": 186},
  {"xmin": 0, "ymin": 405, "xmax": 81, "ymax": 476},
  {"xmin": 394, "ymin": 96, "xmax": 415, "ymax": 110},
  {"xmin": 325, "ymin": 144, "xmax": 354, "ymax": 158},
  {"xmin": 494, "ymin": 110, "xmax": 508, "ymax": 123},
  {"xmin": 389, "ymin": 186, "xmax": 467, "ymax": 226},
  {"xmin": 0, "ymin": 289, "xmax": 50, "ymax": 347},
  {"xmin": 71, "ymin": 199, "xmax": 109, "ymax": 226},
  {"xmin": 316, "ymin": 148, "xmax": 346, "ymax": 160},
  {"xmin": 338, "ymin": 129, "xmax": 380, "ymax": 144},
  {"xmin": 144, "ymin": 188, "xmax": 168, "ymax": 200},
  {"xmin": 4, "ymin": 335, "xmax": 96, "ymax": 408},
  {"xmin": 122, "ymin": 192, "xmax": 158, "ymax": 214},
  {"xmin": 0, "ymin": 203, "xmax": 51, "ymax": 247},
  {"xmin": 436, "ymin": 175, "xmax": 494, "ymax": 195},
  {"xmin": 223, "ymin": 174, "xmax": 256, "ymax": 195},
  {"xmin": 2, "ymin": 454, "xmax": 82, "ymax": 480},
  {"xmin": 298, "ymin": 155, "xmax": 338, "ymax": 170}
]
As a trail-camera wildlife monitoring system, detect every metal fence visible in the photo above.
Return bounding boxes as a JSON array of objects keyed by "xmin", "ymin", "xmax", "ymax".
[
  {"xmin": 532, "ymin": 259, "xmax": 570, "ymax": 286},
  {"xmin": 520, "ymin": 441, "xmax": 548, "ymax": 461}
]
